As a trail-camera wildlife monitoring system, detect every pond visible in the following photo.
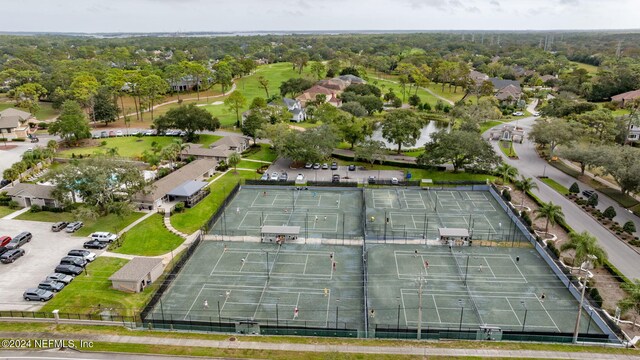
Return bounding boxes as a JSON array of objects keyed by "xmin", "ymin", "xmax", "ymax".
[{"xmin": 369, "ymin": 120, "xmax": 450, "ymax": 149}]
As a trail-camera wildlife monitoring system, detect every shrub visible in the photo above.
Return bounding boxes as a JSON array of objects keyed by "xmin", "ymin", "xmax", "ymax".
[
  {"xmin": 11, "ymin": 138, "xmax": 26, "ymax": 142},
  {"xmin": 7, "ymin": 200, "xmax": 19, "ymax": 209},
  {"xmin": 623, "ymin": 221, "xmax": 636, "ymax": 234},
  {"xmin": 546, "ymin": 241, "xmax": 560, "ymax": 258},
  {"xmin": 502, "ymin": 189, "xmax": 511, "ymax": 202},
  {"xmin": 630, "ymin": 239, "xmax": 640, "ymax": 247},
  {"xmin": 521, "ymin": 212, "xmax": 533, "ymax": 227},
  {"xmin": 29, "ymin": 204, "xmax": 42, "ymax": 213},
  {"xmin": 100, "ymin": 141, "xmax": 107, "ymax": 146},
  {"xmin": 174, "ymin": 202, "xmax": 185, "ymax": 213},
  {"xmin": 157, "ymin": 168, "xmax": 172, "ymax": 179},
  {"xmin": 588, "ymin": 287, "xmax": 603, "ymax": 307},
  {"xmin": 38, "ymin": 122, "xmax": 49, "ymax": 130},
  {"xmin": 216, "ymin": 160, "xmax": 229, "ymax": 171},
  {"xmin": 603, "ymin": 206, "xmax": 616, "ymax": 220},
  {"xmin": 569, "ymin": 182, "xmax": 580, "ymax": 194},
  {"xmin": 587, "ymin": 194, "xmax": 598, "ymax": 207}
]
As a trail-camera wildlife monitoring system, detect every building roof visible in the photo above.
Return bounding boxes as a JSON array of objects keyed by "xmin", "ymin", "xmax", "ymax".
[
  {"xmin": 338, "ymin": 75, "xmax": 366, "ymax": 84},
  {"xmin": 182, "ymin": 144, "xmax": 235, "ymax": 159},
  {"xmin": 211, "ymin": 135, "xmax": 250, "ymax": 150},
  {"xmin": 438, "ymin": 228, "xmax": 470, "ymax": 238},
  {"xmin": 495, "ymin": 84, "xmax": 522, "ymax": 101},
  {"xmin": 282, "ymin": 97, "xmax": 298, "ymax": 108},
  {"xmin": 261, "ymin": 225, "xmax": 301, "ymax": 235},
  {"xmin": 135, "ymin": 159, "xmax": 217, "ymax": 203},
  {"xmin": 0, "ymin": 108, "xmax": 32, "ymax": 121},
  {"xmin": 611, "ymin": 89, "xmax": 640, "ymax": 102},
  {"xmin": 469, "ymin": 70, "xmax": 489, "ymax": 83},
  {"xmin": 540, "ymin": 74, "xmax": 557, "ymax": 82},
  {"xmin": 317, "ymin": 78, "xmax": 349, "ymax": 91},
  {"xmin": 302, "ymin": 85, "xmax": 334, "ymax": 96},
  {"xmin": 167, "ymin": 180, "xmax": 207, "ymax": 198},
  {"xmin": 5, "ymin": 183, "xmax": 56, "ymax": 199},
  {"xmin": 489, "ymin": 78, "xmax": 521, "ymax": 91},
  {"xmin": 109, "ymin": 257, "xmax": 164, "ymax": 282}
]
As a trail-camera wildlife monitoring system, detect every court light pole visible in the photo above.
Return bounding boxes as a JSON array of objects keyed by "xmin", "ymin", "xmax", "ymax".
[
  {"xmin": 458, "ymin": 299, "xmax": 464, "ymax": 331},
  {"xmin": 573, "ymin": 256, "xmax": 596, "ymax": 344},
  {"xmin": 276, "ymin": 298, "xmax": 280, "ymax": 328},
  {"xmin": 416, "ymin": 276, "xmax": 426, "ymax": 340},
  {"xmin": 520, "ymin": 300, "xmax": 527, "ymax": 332},
  {"xmin": 336, "ymin": 298, "xmax": 340, "ymax": 327},
  {"xmin": 396, "ymin": 296, "xmax": 401, "ymax": 331},
  {"xmin": 464, "ymin": 255, "xmax": 470, "ymax": 286}
]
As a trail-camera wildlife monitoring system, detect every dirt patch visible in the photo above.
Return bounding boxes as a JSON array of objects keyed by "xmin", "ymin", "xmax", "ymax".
[
  {"xmin": 0, "ymin": 145, "xmax": 18, "ymax": 151},
  {"xmin": 509, "ymin": 188, "xmax": 569, "ymax": 244}
]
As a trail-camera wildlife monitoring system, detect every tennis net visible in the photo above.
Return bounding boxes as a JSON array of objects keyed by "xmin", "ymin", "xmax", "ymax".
[{"xmin": 451, "ymin": 249, "xmax": 483, "ymax": 324}]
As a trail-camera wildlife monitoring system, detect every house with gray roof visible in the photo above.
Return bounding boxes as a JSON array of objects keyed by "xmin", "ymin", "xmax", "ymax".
[
  {"xmin": 338, "ymin": 75, "xmax": 366, "ymax": 84},
  {"xmin": 0, "ymin": 108, "xmax": 34, "ymax": 139},
  {"xmin": 109, "ymin": 257, "xmax": 164, "ymax": 293},
  {"xmin": 4, "ymin": 183, "xmax": 60, "ymax": 208},
  {"xmin": 166, "ymin": 180, "xmax": 209, "ymax": 208},
  {"xmin": 181, "ymin": 135, "xmax": 251, "ymax": 162},
  {"xmin": 489, "ymin": 78, "xmax": 521, "ymax": 92},
  {"xmin": 495, "ymin": 84, "xmax": 522, "ymax": 105}
]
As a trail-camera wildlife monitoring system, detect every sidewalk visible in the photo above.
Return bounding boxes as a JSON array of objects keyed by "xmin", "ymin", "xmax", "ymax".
[
  {"xmin": 1, "ymin": 206, "xmax": 30, "ymax": 220},
  {"xmin": 0, "ymin": 331, "xmax": 636, "ymax": 359}
]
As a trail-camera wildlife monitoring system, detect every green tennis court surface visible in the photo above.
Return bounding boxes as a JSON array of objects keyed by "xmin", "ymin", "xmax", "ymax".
[
  {"xmin": 367, "ymin": 244, "xmax": 599, "ymax": 334},
  {"xmin": 364, "ymin": 188, "xmax": 527, "ymax": 243},
  {"xmin": 150, "ymin": 241, "xmax": 364, "ymax": 330},
  {"xmin": 209, "ymin": 188, "xmax": 364, "ymax": 240}
]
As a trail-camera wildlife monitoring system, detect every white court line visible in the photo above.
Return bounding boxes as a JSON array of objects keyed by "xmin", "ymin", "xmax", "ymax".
[
  {"xmin": 183, "ymin": 284, "xmax": 207, "ymax": 320},
  {"xmin": 303, "ymin": 254, "xmax": 309, "ymax": 274},
  {"xmin": 510, "ymin": 257, "xmax": 528, "ymax": 283},
  {"xmin": 483, "ymin": 257, "xmax": 497, "ymax": 278},
  {"xmin": 239, "ymin": 252, "xmax": 249, "ymax": 272},
  {"xmin": 432, "ymin": 294, "xmax": 442, "ymax": 323},
  {"xmin": 506, "ymin": 297, "xmax": 522, "ymax": 326},
  {"xmin": 209, "ymin": 248, "xmax": 227, "ymax": 276},
  {"xmin": 536, "ymin": 297, "xmax": 562, "ymax": 332}
]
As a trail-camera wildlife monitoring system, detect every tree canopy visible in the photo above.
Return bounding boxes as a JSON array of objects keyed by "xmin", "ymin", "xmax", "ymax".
[
  {"xmin": 154, "ymin": 104, "xmax": 220, "ymax": 141},
  {"xmin": 380, "ymin": 109, "xmax": 423, "ymax": 154},
  {"xmin": 418, "ymin": 130, "xmax": 499, "ymax": 172},
  {"xmin": 48, "ymin": 100, "xmax": 91, "ymax": 144}
]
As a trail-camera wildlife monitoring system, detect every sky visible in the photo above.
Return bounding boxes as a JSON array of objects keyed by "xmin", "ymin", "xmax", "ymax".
[{"xmin": 0, "ymin": 0, "xmax": 637, "ymax": 33}]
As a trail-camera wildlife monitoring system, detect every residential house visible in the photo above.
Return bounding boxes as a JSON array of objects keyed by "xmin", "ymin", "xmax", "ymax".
[
  {"xmin": 495, "ymin": 85, "xmax": 522, "ymax": 106},
  {"xmin": 266, "ymin": 98, "xmax": 306, "ymax": 122},
  {"xmin": 134, "ymin": 158, "xmax": 217, "ymax": 210},
  {"xmin": 109, "ymin": 257, "xmax": 164, "ymax": 293},
  {"xmin": 489, "ymin": 78, "xmax": 521, "ymax": 92},
  {"xmin": 5, "ymin": 183, "xmax": 61, "ymax": 208},
  {"xmin": 317, "ymin": 78, "xmax": 349, "ymax": 92},
  {"xmin": 169, "ymin": 75, "xmax": 199, "ymax": 92},
  {"xmin": 0, "ymin": 108, "xmax": 34, "ymax": 139},
  {"xmin": 296, "ymin": 85, "xmax": 337, "ymax": 106},
  {"xmin": 611, "ymin": 89, "xmax": 640, "ymax": 107},
  {"xmin": 628, "ymin": 124, "xmax": 640, "ymax": 143},
  {"xmin": 469, "ymin": 70, "xmax": 489, "ymax": 85},
  {"xmin": 338, "ymin": 75, "xmax": 366, "ymax": 84},
  {"xmin": 181, "ymin": 135, "xmax": 251, "ymax": 162},
  {"xmin": 540, "ymin": 74, "xmax": 557, "ymax": 84}
]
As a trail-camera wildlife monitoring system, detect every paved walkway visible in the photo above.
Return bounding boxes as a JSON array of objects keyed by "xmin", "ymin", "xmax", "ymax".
[
  {"xmin": 118, "ymin": 211, "xmax": 154, "ymax": 236},
  {"xmin": 1, "ymin": 206, "xmax": 31, "ymax": 219},
  {"xmin": 0, "ymin": 331, "xmax": 636, "ymax": 359}
]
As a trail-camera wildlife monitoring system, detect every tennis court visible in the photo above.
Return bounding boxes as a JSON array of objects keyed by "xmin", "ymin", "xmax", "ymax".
[
  {"xmin": 364, "ymin": 189, "xmax": 526, "ymax": 243},
  {"xmin": 366, "ymin": 244, "xmax": 600, "ymax": 334},
  {"xmin": 149, "ymin": 241, "xmax": 364, "ymax": 330},
  {"xmin": 209, "ymin": 187, "xmax": 364, "ymax": 241}
]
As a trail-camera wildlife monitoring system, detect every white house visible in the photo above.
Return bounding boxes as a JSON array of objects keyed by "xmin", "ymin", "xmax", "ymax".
[{"xmin": 628, "ymin": 124, "xmax": 640, "ymax": 143}]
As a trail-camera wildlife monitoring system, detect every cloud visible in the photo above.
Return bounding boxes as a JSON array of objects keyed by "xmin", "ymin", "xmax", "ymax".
[{"xmin": 490, "ymin": 0, "xmax": 500, "ymax": 6}]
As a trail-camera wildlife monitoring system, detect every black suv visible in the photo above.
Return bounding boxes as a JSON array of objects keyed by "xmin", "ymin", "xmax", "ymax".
[
  {"xmin": 368, "ymin": 176, "xmax": 376, "ymax": 185},
  {"xmin": 83, "ymin": 240, "xmax": 108, "ymax": 249},
  {"xmin": 332, "ymin": 174, "xmax": 340, "ymax": 183},
  {"xmin": 6, "ymin": 232, "xmax": 31, "ymax": 249},
  {"xmin": 1, "ymin": 248, "xmax": 25, "ymax": 263},
  {"xmin": 54, "ymin": 264, "xmax": 83, "ymax": 276},
  {"xmin": 60, "ymin": 256, "xmax": 87, "ymax": 268}
]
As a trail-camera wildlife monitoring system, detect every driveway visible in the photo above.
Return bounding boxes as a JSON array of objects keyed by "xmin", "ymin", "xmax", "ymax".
[
  {"xmin": 267, "ymin": 158, "xmax": 404, "ymax": 183},
  {"xmin": 0, "ymin": 219, "xmax": 97, "ymax": 311},
  {"xmin": 485, "ymin": 117, "xmax": 640, "ymax": 280}
]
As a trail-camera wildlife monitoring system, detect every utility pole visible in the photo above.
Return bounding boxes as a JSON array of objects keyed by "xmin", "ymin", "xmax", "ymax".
[
  {"xmin": 417, "ymin": 276, "xmax": 426, "ymax": 340},
  {"xmin": 573, "ymin": 256, "xmax": 596, "ymax": 344}
]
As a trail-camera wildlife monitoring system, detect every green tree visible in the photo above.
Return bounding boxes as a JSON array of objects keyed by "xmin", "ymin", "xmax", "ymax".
[
  {"xmin": 69, "ymin": 72, "xmax": 99, "ymax": 121},
  {"xmin": 160, "ymin": 142, "xmax": 181, "ymax": 169},
  {"xmin": 587, "ymin": 193, "xmax": 599, "ymax": 207},
  {"xmin": 48, "ymin": 100, "xmax": 91, "ymax": 144},
  {"xmin": 279, "ymin": 78, "xmax": 314, "ymax": 97},
  {"xmin": 495, "ymin": 162, "xmax": 519, "ymax": 184},
  {"xmin": 93, "ymin": 87, "xmax": 119, "ymax": 126},
  {"xmin": 603, "ymin": 206, "xmax": 617, "ymax": 220},
  {"xmin": 9, "ymin": 82, "xmax": 47, "ymax": 114},
  {"xmin": 560, "ymin": 231, "xmax": 607, "ymax": 267},
  {"xmin": 257, "ymin": 76, "xmax": 270, "ymax": 98},
  {"xmin": 224, "ymin": 91, "xmax": 247, "ymax": 127},
  {"xmin": 418, "ymin": 130, "xmax": 499, "ymax": 172},
  {"xmin": 213, "ymin": 61, "xmax": 233, "ymax": 94},
  {"xmin": 381, "ymin": 109, "xmax": 423, "ymax": 154},
  {"xmin": 339, "ymin": 116, "xmax": 373, "ymax": 149},
  {"xmin": 569, "ymin": 182, "xmax": 580, "ymax": 194},
  {"xmin": 623, "ymin": 221, "xmax": 636, "ymax": 234},
  {"xmin": 354, "ymin": 140, "xmax": 386, "ymax": 167},
  {"xmin": 559, "ymin": 144, "xmax": 598, "ymax": 175},
  {"xmin": 340, "ymin": 102, "xmax": 368, "ymax": 117},
  {"xmin": 619, "ymin": 280, "xmax": 640, "ymax": 329},
  {"xmin": 242, "ymin": 110, "xmax": 268, "ymax": 144},
  {"xmin": 309, "ymin": 61, "xmax": 326, "ymax": 80},
  {"xmin": 184, "ymin": 61, "xmax": 210, "ymax": 100},
  {"xmin": 154, "ymin": 104, "xmax": 220, "ymax": 141},
  {"xmin": 164, "ymin": 63, "xmax": 187, "ymax": 100},
  {"xmin": 139, "ymin": 74, "xmax": 169, "ymax": 121},
  {"xmin": 534, "ymin": 201, "xmax": 565, "ymax": 234},
  {"xmin": 277, "ymin": 125, "xmax": 339, "ymax": 163},
  {"xmin": 2, "ymin": 167, "xmax": 19, "ymax": 182},
  {"xmin": 515, "ymin": 176, "xmax": 539, "ymax": 208},
  {"xmin": 528, "ymin": 118, "xmax": 577, "ymax": 156},
  {"xmin": 593, "ymin": 145, "xmax": 640, "ymax": 195},
  {"xmin": 228, "ymin": 152, "xmax": 241, "ymax": 172},
  {"xmin": 48, "ymin": 156, "xmax": 147, "ymax": 216}
]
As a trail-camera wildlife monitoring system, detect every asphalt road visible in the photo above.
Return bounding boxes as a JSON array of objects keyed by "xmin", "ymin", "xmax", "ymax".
[{"xmin": 486, "ymin": 117, "xmax": 640, "ymax": 280}]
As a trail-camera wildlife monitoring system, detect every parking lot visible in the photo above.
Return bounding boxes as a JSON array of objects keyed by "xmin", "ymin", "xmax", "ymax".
[
  {"xmin": 0, "ymin": 219, "xmax": 97, "ymax": 311},
  {"xmin": 267, "ymin": 158, "xmax": 405, "ymax": 183}
]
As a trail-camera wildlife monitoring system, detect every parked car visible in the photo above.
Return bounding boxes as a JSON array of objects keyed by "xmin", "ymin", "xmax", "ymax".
[
  {"xmin": 304, "ymin": 163, "xmax": 313, "ymax": 169},
  {"xmin": 348, "ymin": 164, "xmax": 356, "ymax": 171},
  {"xmin": 512, "ymin": 111, "xmax": 524, "ymax": 116},
  {"xmin": 130, "ymin": 131, "xmax": 140, "ymax": 136},
  {"xmin": 0, "ymin": 246, "xmax": 8, "ymax": 257},
  {"xmin": 1, "ymin": 248, "xmax": 25, "ymax": 263},
  {"xmin": 6, "ymin": 232, "xmax": 31, "ymax": 249},
  {"xmin": 67, "ymin": 249, "xmax": 97, "ymax": 262},
  {"xmin": 312, "ymin": 163, "xmax": 321, "ymax": 169},
  {"xmin": 45, "ymin": 273, "xmax": 74, "ymax": 285},
  {"xmin": 115, "ymin": 130, "xmax": 124, "ymax": 137},
  {"xmin": 0, "ymin": 236, "xmax": 11, "ymax": 247},
  {"xmin": 60, "ymin": 256, "xmax": 87, "ymax": 268},
  {"xmin": 0, "ymin": 179, "xmax": 10, "ymax": 187},
  {"xmin": 321, "ymin": 163, "xmax": 329, "ymax": 170},
  {"xmin": 332, "ymin": 174, "xmax": 340, "ymax": 183},
  {"xmin": 100, "ymin": 131, "xmax": 108, "ymax": 138},
  {"xmin": 279, "ymin": 172, "xmax": 288, "ymax": 182},
  {"xmin": 582, "ymin": 190, "xmax": 595, "ymax": 198},
  {"xmin": 83, "ymin": 239, "xmax": 108, "ymax": 249},
  {"xmin": 532, "ymin": 112, "xmax": 540, "ymax": 117},
  {"xmin": 270, "ymin": 172, "xmax": 279, "ymax": 181},
  {"xmin": 260, "ymin": 173, "xmax": 269, "ymax": 181},
  {"xmin": 296, "ymin": 174, "xmax": 304, "ymax": 182},
  {"xmin": 65, "ymin": 222, "xmax": 84, "ymax": 233},
  {"xmin": 23, "ymin": 288, "xmax": 54, "ymax": 302},
  {"xmin": 108, "ymin": 131, "xmax": 115, "ymax": 137},
  {"xmin": 38, "ymin": 280, "xmax": 65, "ymax": 293},
  {"xmin": 54, "ymin": 264, "xmax": 84, "ymax": 276},
  {"xmin": 144, "ymin": 130, "xmax": 156, "ymax": 136},
  {"xmin": 92, "ymin": 133, "xmax": 101, "ymax": 139},
  {"xmin": 330, "ymin": 162, "xmax": 338, "ymax": 170},
  {"xmin": 368, "ymin": 176, "xmax": 376, "ymax": 185},
  {"xmin": 51, "ymin": 222, "xmax": 68, "ymax": 232},
  {"xmin": 90, "ymin": 231, "xmax": 117, "ymax": 243},
  {"xmin": 391, "ymin": 177, "xmax": 399, "ymax": 185}
]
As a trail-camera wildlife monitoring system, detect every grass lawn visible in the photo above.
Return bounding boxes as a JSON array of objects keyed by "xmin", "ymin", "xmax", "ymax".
[
  {"xmin": 58, "ymin": 136, "xmax": 177, "ymax": 159},
  {"xmin": 236, "ymin": 160, "xmax": 264, "ymax": 170},
  {"xmin": 0, "ymin": 102, "xmax": 59, "ymax": 120},
  {"xmin": 0, "ymin": 205, "xmax": 15, "ymax": 218},
  {"xmin": 498, "ymin": 140, "xmax": 517, "ymax": 158},
  {"xmin": 370, "ymin": 76, "xmax": 440, "ymax": 107},
  {"xmin": 549, "ymin": 160, "xmax": 581, "ymax": 178},
  {"xmin": 242, "ymin": 143, "xmax": 277, "ymax": 162},
  {"xmin": 596, "ymin": 187, "xmax": 640, "ymax": 209},
  {"xmin": 40, "ymin": 257, "xmax": 157, "ymax": 316},
  {"xmin": 540, "ymin": 177, "xmax": 570, "ymax": 195},
  {"xmin": 479, "ymin": 120, "xmax": 504, "ymax": 134},
  {"xmin": 195, "ymin": 134, "xmax": 223, "ymax": 147},
  {"xmin": 569, "ymin": 61, "xmax": 598, "ymax": 74},
  {"xmin": 16, "ymin": 211, "xmax": 145, "ymax": 237},
  {"xmin": 294, "ymin": 121, "xmax": 322, "ymax": 129},
  {"xmin": 113, "ymin": 214, "xmax": 183, "ymax": 256},
  {"xmin": 401, "ymin": 149, "xmax": 424, "ymax": 158},
  {"xmin": 171, "ymin": 170, "xmax": 256, "ymax": 234}
]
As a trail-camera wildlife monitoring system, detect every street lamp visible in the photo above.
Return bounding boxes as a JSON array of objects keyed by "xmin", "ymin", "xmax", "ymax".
[
  {"xmin": 573, "ymin": 255, "xmax": 597, "ymax": 344},
  {"xmin": 520, "ymin": 300, "xmax": 528, "ymax": 332}
]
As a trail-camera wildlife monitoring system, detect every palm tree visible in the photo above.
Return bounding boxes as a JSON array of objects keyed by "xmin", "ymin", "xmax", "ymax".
[
  {"xmin": 534, "ymin": 201, "xmax": 565, "ymax": 234},
  {"xmin": 515, "ymin": 176, "xmax": 538, "ymax": 208},
  {"xmin": 495, "ymin": 162, "xmax": 519, "ymax": 184},
  {"xmin": 228, "ymin": 152, "xmax": 241, "ymax": 173},
  {"xmin": 619, "ymin": 280, "xmax": 640, "ymax": 329},
  {"xmin": 560, "ymin": 231, "xmax": 607, "ymax": 268},
  {"xmin": 174, "ymin": 139, "xmax": 190, "ymax": 159}
]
